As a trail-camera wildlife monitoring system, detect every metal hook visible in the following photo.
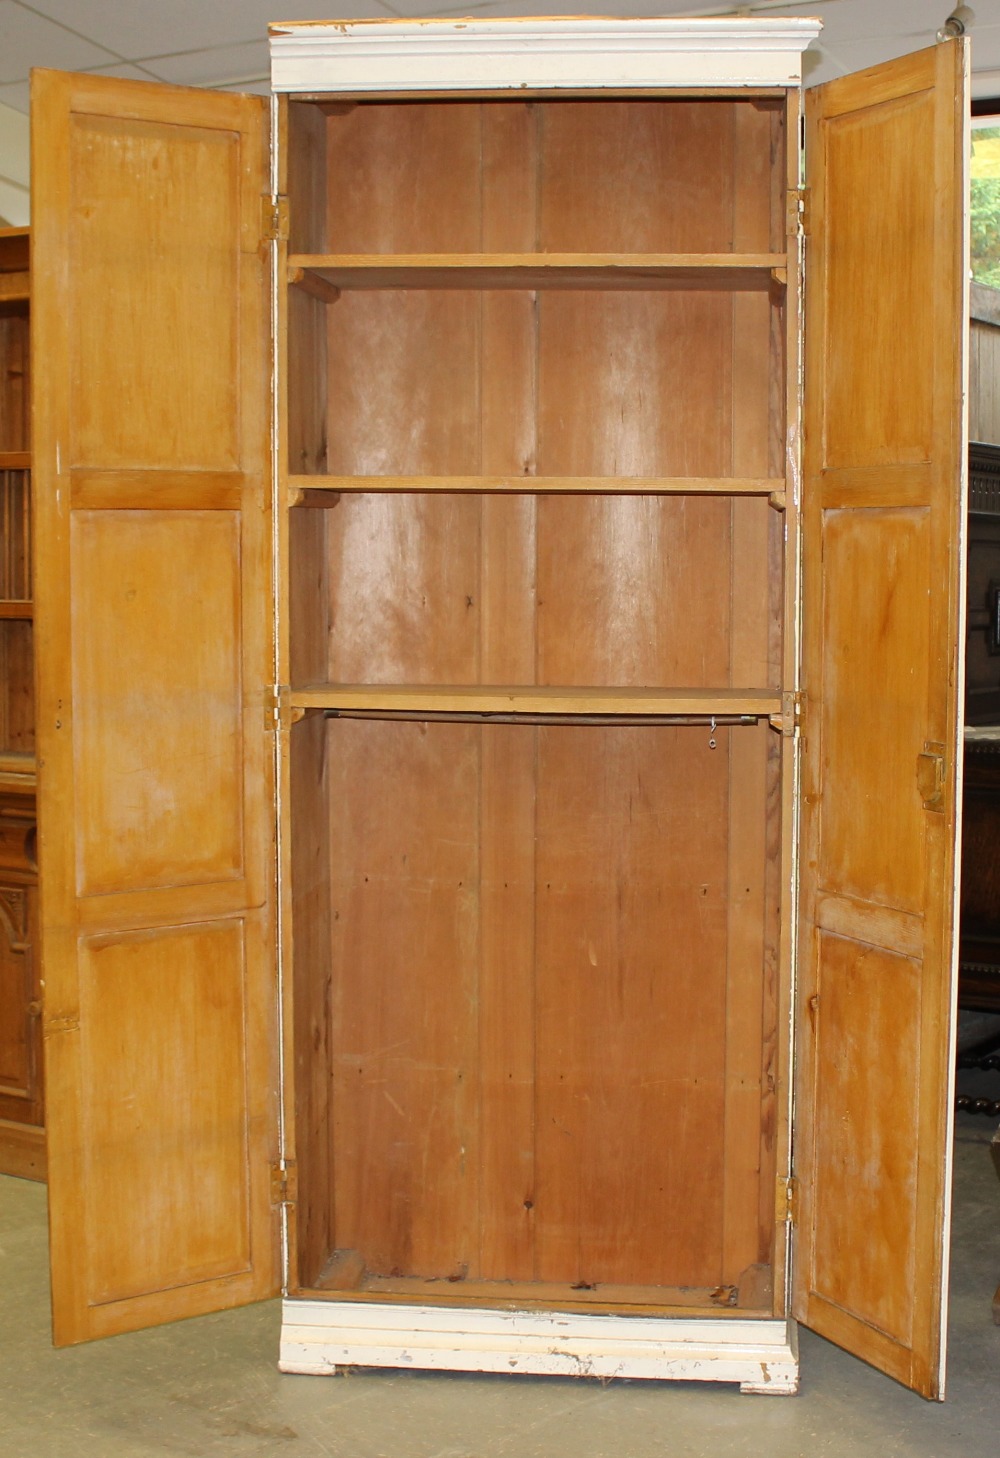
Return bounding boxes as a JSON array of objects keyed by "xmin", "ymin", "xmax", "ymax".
[{"xmin": 709, "ymin": 715, "xmax": 717, "ymax": 750}]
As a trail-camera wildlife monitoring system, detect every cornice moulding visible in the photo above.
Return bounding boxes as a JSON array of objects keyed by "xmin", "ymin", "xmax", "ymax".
[{"xmin": 269, "ymin": 16, "xmax": 825, "ymax": 94}]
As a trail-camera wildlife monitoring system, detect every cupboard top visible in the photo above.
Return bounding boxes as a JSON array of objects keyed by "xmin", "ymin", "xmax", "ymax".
[{"xmin": 268, "ymin": 16, "xmax": 824, "ymax": 95}]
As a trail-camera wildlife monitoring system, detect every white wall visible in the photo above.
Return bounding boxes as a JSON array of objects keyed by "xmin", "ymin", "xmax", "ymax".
[{"xmin": 0, "ymin": 102, "xmax": 29, "ymax": 225}]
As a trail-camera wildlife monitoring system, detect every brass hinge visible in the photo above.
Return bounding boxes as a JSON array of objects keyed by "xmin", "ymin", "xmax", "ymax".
[
  {"xmin": 266, "ymin": 685, "xmax": 305, "ymax": 733},
  {"xmin": 786, "ymin": 187, "xmax": 810, "ymax": 238},
  {"xmin": 266, "ymin": 684, "xmax": 289, "ymax": 732},
  {"xmin": 777, "ymin": 1174, "xmax": 798, "ymax": 1226},
  {"xmin": 270, "ymin": 1160, "xmax": 298, "ymax": 1206},
  {"xmin": 769, "ymin": 690, "xmax": 804, "ymax": 738},
  {"xmin": 262, "ymin": 195, "xmax": 289, "ymax": 243}
]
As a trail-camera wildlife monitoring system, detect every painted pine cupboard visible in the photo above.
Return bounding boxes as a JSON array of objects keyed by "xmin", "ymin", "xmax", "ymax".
[{"xmin": 29, "ymin": 17, "xmax": 968, "ymax": 1399}]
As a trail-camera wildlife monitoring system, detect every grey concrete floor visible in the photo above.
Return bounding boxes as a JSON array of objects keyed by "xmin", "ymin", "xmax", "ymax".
[{"xmin": 1, "ymin": 1121, "xmax": 998, "ymax": 1458}]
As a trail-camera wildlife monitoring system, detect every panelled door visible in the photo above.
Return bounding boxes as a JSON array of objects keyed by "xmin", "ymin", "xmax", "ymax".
[
  {"xmin": 796, "ymin": 41, "xmax": 967, "ymax": 1398},
  {"xmin": 31, "ymin": 71, "xmax": 279, "ymax": 1343}
]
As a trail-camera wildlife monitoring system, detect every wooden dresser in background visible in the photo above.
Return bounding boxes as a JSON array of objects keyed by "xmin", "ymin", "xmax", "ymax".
[{"xmin": 0, "ymin": 227, "xmax": 43, "ymax": 1182}]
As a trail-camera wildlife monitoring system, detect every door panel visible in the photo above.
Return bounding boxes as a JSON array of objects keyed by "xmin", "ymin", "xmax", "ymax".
[
  {"xmin": 31, "ymin": 70, "xmax": 278, "ymax": 1344},
  {"xmin": 797, "ymin": 42, "xmax": 967, "ymax": 1398}
]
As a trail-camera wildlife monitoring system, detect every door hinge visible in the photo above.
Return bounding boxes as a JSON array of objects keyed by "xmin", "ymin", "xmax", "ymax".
[
  {"xmin": 270, "ymin": 1160, "xmax": 298, "ymax": 1206},
  {"xmin": 262, "ymin": 195, "xmax": 289, "ymax": 243},
  {"xmin": 770, "ymin": 690, "xmax": 804, "ymax": 738},
  {"xmin": 266, "ymin": 684, "xmax": 289, "ymax": 732},
  {"xmin": 786, "ymin": 187, "xmax": 810, "ymax": 238},
  {"xmin": 777, "ymin": 1174, "xmax": 798, "ymax": 1226}
]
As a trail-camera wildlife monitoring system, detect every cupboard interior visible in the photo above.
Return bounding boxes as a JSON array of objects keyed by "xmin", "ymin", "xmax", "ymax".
[{"xmin": 283, "ymin": 91, "xmax": 791, "ymax": 1316}]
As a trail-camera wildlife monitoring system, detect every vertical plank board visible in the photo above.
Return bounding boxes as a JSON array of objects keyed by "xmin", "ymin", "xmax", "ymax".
[
  {"xmin": 325, "ymin": 291, "xmax": 481, "ymax": 478},
  {"xmin": 534, "ymin": 726, "xmax": 730, "ymax": 1288},
  {"xmin": 477, "ymin": 101, "xmax": 538, "ymax": 1281},
  {"xmin": 535, "ymin": 286, "xmax": 734, "ymax": 685},
  {"xmin": 325, "ymin": 102, "xmax": 483, "ymax": 253},
  {"xmin": 324, "ymin": 494, "xmax": 481, "ymax": 684},
  {"xmin": 328, "ymin": 719, "xmax": 481, "ymax": 1279},
  {"xmin": 538, "ymin": 100, "xmax": 742, "ymax": 252},
  {"xmin": 723, "ymin": 97, "xmax": 781, "ymax": 1284},
  {"xmin": 289, "ymin": 713, "xmax": 334, "ymax": 1288}
]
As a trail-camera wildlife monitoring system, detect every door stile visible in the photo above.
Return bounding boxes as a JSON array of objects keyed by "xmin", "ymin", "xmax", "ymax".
[
  {"xmin": 270, "ymin": 90, "xmax": 295, "ymax": 1298},
  {"xmin": 773, "ymin": 81, "xmax": 807, "ymax": 1323}
]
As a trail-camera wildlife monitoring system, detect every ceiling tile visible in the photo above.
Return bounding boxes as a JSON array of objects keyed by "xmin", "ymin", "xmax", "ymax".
[
  {"xmin": 0, "ymin": 81, "xmax": 28, "ymax": 114},
  {"xmin": 21, "ymin": 0, "xmax": 394, "ymax": 61},
  {"xmin": 140, "ymin": 40, "xmax": 269, "ymax": 89},
  {"xmin": 0, "ymin": 0, "xmax": 118, "ymax": 83}
]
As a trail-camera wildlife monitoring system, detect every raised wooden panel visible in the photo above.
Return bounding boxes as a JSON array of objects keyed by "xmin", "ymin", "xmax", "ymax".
[
  {"xmin": 0, "ymin": 620, "xmax": 33, "ymax": 754},
  {"xmin": 817, "ymin": 508, "xmax": 930, "ymax": 914},
  {"xmin": 78, "ymin": 921, "xmax": 252, "ymax": 1304},
  {"xmin": 821, "ymin": 84, "xmax": 935, "ymax": 471},
  {"xmin": 69, "ymin": 114, "xmax": 241, "ymax": 473},
  {"xmin": 0, "ymin": 881, "xmax": 34, "ymax": 1097},
  {"xmin": 71, "ymin": 511, "xmax": 244, "ymax": 896},
  {"xmin": 810, "ymin": 931, "xmax": 920, "ymax": 1348}
]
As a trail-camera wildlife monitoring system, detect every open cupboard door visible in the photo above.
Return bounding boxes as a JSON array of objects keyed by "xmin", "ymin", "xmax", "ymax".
[
  {"xmin": 797, "ymin": 41, "xmax": 967, "ymax": 1398},
  {"xmin": 31, "ymin": 70, "xmax": 280, "ymax": 1342}
]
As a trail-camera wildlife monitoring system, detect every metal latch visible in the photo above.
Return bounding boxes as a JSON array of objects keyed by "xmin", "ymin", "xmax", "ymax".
[{"xmin": 916, "ymin": 743, "xmax": 946, "ymax": 813}]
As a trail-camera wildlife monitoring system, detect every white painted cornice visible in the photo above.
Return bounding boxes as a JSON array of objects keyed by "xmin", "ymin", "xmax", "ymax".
[{"xmin": 269, "ymin": 16, "xmax": 824, "ymax": 95}]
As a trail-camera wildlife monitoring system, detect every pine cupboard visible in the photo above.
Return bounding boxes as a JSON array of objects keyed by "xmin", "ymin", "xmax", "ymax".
[{"xmin": 29, "ymin": 17, "xmax": 968, "ymax": 1400}]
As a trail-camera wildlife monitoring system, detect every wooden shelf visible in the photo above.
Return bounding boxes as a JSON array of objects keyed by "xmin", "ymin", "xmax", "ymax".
[
  {"xmin": 0, "ymin": 272, "xmax": 29, "ymax": 307},
  {"xmin": 0, "ymin": 750, "xmax": 35, "ymax": 790},
  {"xmin": 289, "ymin": 474, "xmax": 786, "ymax": 502},
  {"xmin": 288, "ymin": 252, "xmax": 787, "ymax": 293},
  {"xmin": 289, "ymin": 684, "xmax": 782, "ymax": 720},
  {"xmin": 0, "ymin": 452, "xmax": 30, "ymax": 471},
  {"xmin": 0, "ymin": 602, "xmax": 31, "ymax": 620}
]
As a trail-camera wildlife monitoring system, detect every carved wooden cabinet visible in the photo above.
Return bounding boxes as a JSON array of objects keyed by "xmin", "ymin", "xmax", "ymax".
[
  {"xmin": 0, "ymin": 227, "xmax": 42, "ymax": 1182},
  {"xmin": 30, "ymin": 18, "xmax": 967, "ymax": 1398}
]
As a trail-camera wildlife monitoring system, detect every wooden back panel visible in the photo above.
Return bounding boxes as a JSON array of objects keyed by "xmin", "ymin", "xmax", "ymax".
[{"xmin": 285, "ymin": 95, "xmax": 788, "ymax": 1298}]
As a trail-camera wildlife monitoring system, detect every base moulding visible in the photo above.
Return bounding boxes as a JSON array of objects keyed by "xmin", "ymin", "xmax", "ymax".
[{"xmin": 279, "ymin": 1299, "xmax": 800, "ymax": 1394}]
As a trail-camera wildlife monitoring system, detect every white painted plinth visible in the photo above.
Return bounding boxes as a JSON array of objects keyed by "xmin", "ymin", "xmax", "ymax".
[{"xmin": 279, "ymin": 1299, "xmax": 799, "ymax": 1395}]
